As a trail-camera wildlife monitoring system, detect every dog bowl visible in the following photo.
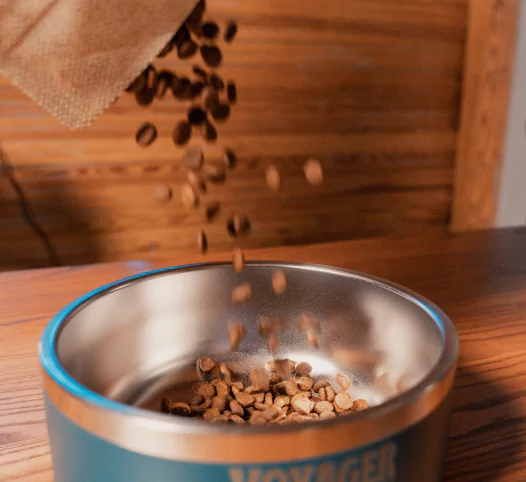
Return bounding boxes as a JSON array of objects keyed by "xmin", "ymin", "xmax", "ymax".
[{"xmin": 40, "ymin": 262, "xmax": 458, "ymax": 482}]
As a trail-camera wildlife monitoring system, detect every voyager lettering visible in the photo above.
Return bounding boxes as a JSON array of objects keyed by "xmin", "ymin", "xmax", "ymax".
[{"xmin": 229, "ymin": 442, "xmax": 397, "ymax": 482}]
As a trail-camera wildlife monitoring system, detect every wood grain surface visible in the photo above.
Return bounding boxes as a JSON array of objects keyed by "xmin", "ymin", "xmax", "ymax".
[
  {"xmin": 451, "ymin": 0, "xmax": 520, "ymax": 232},
  {"xmin": 0, "ymin": 0, "xmax": 468, "ymax": 269},
  {"xmin": 1, "ymin": 228, "xmax": 526, "ymax": 480}
]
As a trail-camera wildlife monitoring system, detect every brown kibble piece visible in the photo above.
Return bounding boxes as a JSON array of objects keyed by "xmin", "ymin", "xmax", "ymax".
[
  {"xmin": 197, "ymin": 230, "xmax": 208, "ymax": 253},
  {"xmin": 227, "ymin": 215, "xmax": 251, "ymax": 237},
  {"xmin": 288, "ymin": 412, "xmax": 311, "ymax": 423},
  {"xmin": 213, "ymin": 380, "xmax": 230, "ymax": 397},
  {"xmin": 312, "ymin": 381, "xmax": 331, "ymax": 393},
  {"xmin": 304, "ymin": 158, "xmax": 324, "ymax": 186},
  {"xmin": 232, "ymin": 283, "xmax": 252, "ymax": 304},
  {"xmin": 336, "ymin": 373, "xmax": 351, "ymax": 391},
  {"xmin": 250, "ymin": 367, "xmax": 270, "ymax": 392},
  {"xmin": 262, "ymin": 406, "xmax": 280, "ymax": 421},
  {"xmin": 274, "ymin": 395, "xmax": 290, "ymax": 408},
  {"xmin": 284, "ymin": 379, "xmax": 299, "ymax": 397},
  {"xmin": 269, "ymin": 372, "xmax": 282, "ymax": 384},
  {"xmin": 168, "ymin": 401, "xmax": 191, "ymax": 415},
  {"xmin": 319, "ymin": 411, "xmax": 337, "ymax": 420},
  {"xmin": 306, "ymin": 328, "xmax": 319, "ymax": 347},
  {"xmin": 267, "ymin": 332, "xmax": 279, "ymax": 353},
  {"xmin": 181, "ymin": 184, "xmax": 199, "ymax": 209},
  {"xmin": 204, "ymin": 88, "xmax": 220, "ymax": 111},
  {"xmin": 203, "ymin": 407, "xmax": 220, "ymax": 420},
  {"xmin": 249, "ymin": 411, "xmax": 267, "ymax": 425},
  {"xmin": 156, "ymin": 71, "xmax": 173, "ymax": 98},
  {"xmin": 205, "ymin": 202, "xmax": 221, "ymax": 223},
  {"xmin": 192, "ymin": 65, "xmax": 208, "ymax": 81},
  {"xmin": 227, "ymin": 80, "xmax": 237, "ymax": 104},
  {"xmin": 185, "ymin": 146, "xmax": 204, "ymax": 171},
  {"xmin": 265, "ymin": 165, "xmax": 281, "ymax": 192},
  {"xmin": 325, "ymin": 386, "xmax": 336, "ymax": 402},
  {"xmin": 136, "ymin": 122, "xmax": 157, "ymax": 146},
  {"xmin": 201, "ymin": 120, "xmax": 218, "ymax": 141},
  {"xmin": 224, "ymin": 21, "xmax": 238, "ymax": 42},
  {"xmin": 126, "ymin": 71, "xmax": 147, "ymax": 93},
  {"xmin": 211, "ymin": 396, "xmax": 227, "ymax": 411},
  {"xmin": 230, "ymin": 399, "xmax": 245, "ymax": 417},
  {"xmin": 211, "ymin": 103, "xmax": 231, "ymax": 121},
  {"xmin": 291, "ymin": 396, "xmax": 314, "ymax": 416},
  {"xmin": 188, "ymin": 106, "xmax": 207, "ymax": 126},
  {"xmin": 334, "ymin": 392, "xmax": 353, "ymax": 412},
  {"xmin": 173, "ymin": 121, "xmax": 192, "ymax": 146},
  {"xmin": 233, "ymin": 381, "xmax": 244, "ymax": 391},
  {"xmin": 232, "ymin": 248, "xmax": 244, "ymax": 273},
  {"xmin": 198, "ymin": 357, "xmax": 216, "ymax": 373},
  {"xmin": 200, "ymin": 45, "xmax": 222, "ymax": 67},
  {"xmin": 152, "ymin": 184, "xmax": 172, "ymax": 202},
  {"xmin": 294, "ymin": 361, "xmax": 312, "ymax": 377},
  {"xmin": 254, "ymin": 392, "xmax": 265, "ymax": 403},
  {"xmin": 272, "ymin": 270, "xmax": 287, "ymax": 295},
  {"xmin": 235, "ymin": 391, "xmax": 255, "ymax": 407},
  {"xmin": 223, "ymin": 148, "xmax": 237, "ymax": 169},
  {"xmin": 189, "ymin": 393, "xmax": 204, "ymax": 406},
  {"xmin": 178, "ymin": 40, "xmax": 198, "ymax": 59},
  {"xmin": 352, "ymin": 399, "xmax": 369, "ymax": 412},
  {"xmin": 230, "ymin": 414, "xmax": 246, "ymax": 424},
  {"xmin": 314, "ymin": 401, "xmax": 334, "ymax": 414},
  {"xmin": 297, "ymin": 377, "xmax": 314, "ymax": 391},
  {"xmin": 202, "ymin": 22, "xmax": 220, "ymax": 39},
  {"xmin": 135, "ymin": 85, "xmax": 154, "ymax": 106},
  {"xmin": 194, "ymin": 382, "xmax": 216, "ymax": 398},
  {"xmin": 209, "ymin": 73, "xmax": 225, "ymax": 90},
  {"xmin": 228, "ymin": 323, "xmax": 247, "ymax": 351}
]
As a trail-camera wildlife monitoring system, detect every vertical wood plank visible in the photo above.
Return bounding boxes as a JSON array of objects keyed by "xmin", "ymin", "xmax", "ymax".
[{"xmin": 450, "ymin": 0, "xmax": 520, "ymax": 231}]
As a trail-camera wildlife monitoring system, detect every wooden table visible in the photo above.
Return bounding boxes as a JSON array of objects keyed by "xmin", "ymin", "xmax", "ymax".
[{"xmin": 1, "ymin": 228, "xmax": 526, "ymax": 481}]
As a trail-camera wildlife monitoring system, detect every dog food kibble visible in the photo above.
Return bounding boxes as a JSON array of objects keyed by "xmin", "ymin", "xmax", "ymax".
[
  {"xmin": 201, "ymin": 119, "xmax": 218, "ymax": 141},
  {"xmin": 136, "ymin": 122, "xmax": 157, "ymax": 146},
  {"xmin": 304, "ymin": 158, "xmax": 324, "ymax": 186},
  {"xmin": 232, "ymin": 248, "xmax": 244, "ymax": 273},
  {"xmin": 272, "ymin": 270, "xmax": 287, "ymax": 294},
  {"xmin": 336, "ymin": 372, "xmax": 351, "ymax": 391},
  {"xmin": 232, "ymin": 283, "xmax": 252, "ymax": 304},
  {"xmin": 200, "ymin": 45, "xmax": 222, "ymax": 68},
  {"xmin": 173, "ymin": 121, "xmax": 192, "ymax": 146},
  {"xmin": 265, "ymin": 165, "xmax": 281, "ymax": 191},
  {"xmin": 197, "ymin": 230, "xmax": 208, "ymax": 253},
  {"xmin": 224, "ymin": 21, "xmax": 238, "ymax": 42},
  {"xmin": 178, "ymin": 40, "xmax": 198, "ymax": 59},
  {"xmin": 181, "ymin": 184, "xmax": 199, "ymax": 208},
  {"xmin": 160, "ymin": 357, "xmax": 368, "ymax": 424},
  {"xmin": 185, "ymin": 146, "xmax": 204, "ymax": 171},
  {"xmin": 352, "ymin": 399, "xmax": 369, "ymax": 411},
  {"xmin": 228, "ymin": 323, "xmax": 247, "ymax": 351},
  {"xmin": 152, "ymin": 184, "xmax": 172, "ymax": 202},
  {"xmin": 226, "ymin": 81, "xmax": 237, "ymax": 104},
  {"xmin": 188, "ymin": 106, "xmax": 207, "ymax": 125},
  {"xmin": 205, "ymin": 202, "xmax": 221, "ymax": 223}
]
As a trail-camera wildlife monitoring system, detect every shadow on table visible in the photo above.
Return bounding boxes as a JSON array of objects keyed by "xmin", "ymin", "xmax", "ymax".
[{"xmin": 444, "ymin": 361, "xmax": 521, "ymax": 481}]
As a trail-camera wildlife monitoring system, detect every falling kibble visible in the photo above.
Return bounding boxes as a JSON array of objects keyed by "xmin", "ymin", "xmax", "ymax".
[
  {"xmin": 181, "ymin": 184, "xmax": 199, "ymax": 208},
  {"xmin": 304, "ymin": 158, "xmax": 324, "ymax": 186},
  {"xmin": 224, "ymin": 21, "xmax": 238, "ymax": 42},
  {"xmin": 227, "ymin": 215, "xmax": 251, "ymax": 237},
  {"xmin": 202, "ymin": 163, "xmax": 226, "ymax": 184},
  {"xmin": 228, "ymin": 323, "xmax": 247, "ymax": 351},
  {"xmin": 232, "ymin": 248, "xmax": 244, "ymax": 273},
  {"xmin": 201, "ymin": 120, "xmax": 217, "ymax": 141},
  {"xmin": 232, "ymin": 283, "xmax": 252, "ymax": 304},
  {"xmin": 156, "ymin": 71, "xmax": 173, "ymax": 99},
  {"xmin": 223, "ymin": 148, "xmax": 237, "ymax": 169},
  {"xmin": 202, "ymin": 22, "xmax": 220, "ymax": 39},
  {"xmin": 209, "ymin": 73, "xmax": 225, "ymax": 91},
  {"xmin": 205, "ymin": 202, "xmax": 221, "ymax": 223},
  {"xmin": 265, "ymin": 165, "xmax": 281, "ymax": 191},
  {"xmin": 188, "ymin": 106, "xmax": 207, "ymax": 125},
  {"xmin": 192, "ymin": 65, "xmax": 208, "ymax": 81},
  {"xmin": 211, "ymin": 103, "xmax": 230, "ymax": 121},
  {"xmin": 226, "ymin": 81, "xmax": 237, "ymax": 104},
  {"xmin": 272, "ymin": 270, "xmax": 287, "ymax": 294},
  {"xmin": 173, "ymin": 121, "xmax": 192, "ymax": 146},
  {"xmin": 152, "ymin": 184, "xmax": 172, "ymax": 202},
  {"xmin": 185, "ymin": 146, "xmax": 204, "ymax": 171},
  {"xmin": 135, "ymin": 123, "xmax": 157, "ymax": 147},
  {"xmin": 197, "ymin": 230, "xmax": 208, "ymax": 253},
  {"xmin": 200, "ymin": 45, "xmax": 222, "ymax": 68}
]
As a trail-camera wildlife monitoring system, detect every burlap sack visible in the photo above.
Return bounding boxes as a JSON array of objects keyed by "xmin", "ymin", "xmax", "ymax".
[{"xmin": 0, "ymin": 0, "xmax": 197, "ymax": 129}]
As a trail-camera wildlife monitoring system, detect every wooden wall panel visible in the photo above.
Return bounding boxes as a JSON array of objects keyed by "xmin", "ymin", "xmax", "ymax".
[{"xmin": 0, "ymin": 0, "xmax": 468, "ymax": 269}]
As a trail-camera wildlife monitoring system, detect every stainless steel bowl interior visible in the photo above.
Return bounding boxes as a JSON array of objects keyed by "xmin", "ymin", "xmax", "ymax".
[{"xmin": 55, "ymin": 263, "xmax": 446, "ymax": 410}]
